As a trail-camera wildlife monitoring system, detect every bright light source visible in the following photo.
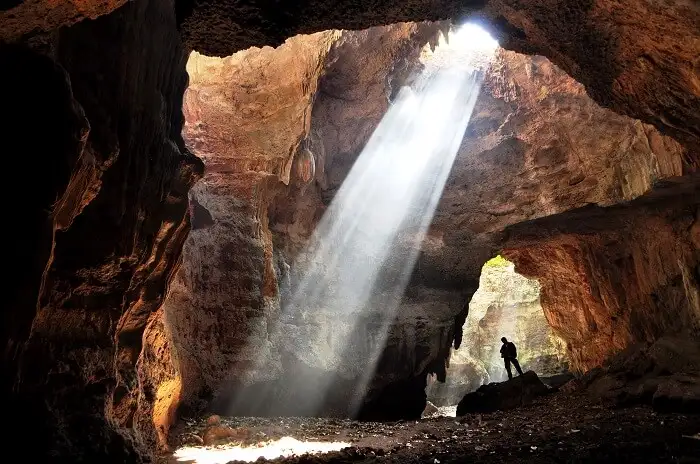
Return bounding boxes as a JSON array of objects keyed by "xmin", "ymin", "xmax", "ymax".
[
  {"xmin": 421, "ymin": 22, "xmax": 499, "ymax": 70},
  {"xmin": 450, "ymin": 23, "xmax": 499, "ymax": 53},
  {"xmin": 173, "ymin": 437, "xmax": 351, "ymax": 464}
]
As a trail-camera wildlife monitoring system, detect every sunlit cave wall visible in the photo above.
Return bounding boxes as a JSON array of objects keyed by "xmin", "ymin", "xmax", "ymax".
[
  {"xmin": 502, "ymin": 192, "xmax": 700, "ymax": 373},
  {"xmin": 427, "ymin": 255, "xmax": 568, "ymax": 406},
  {"xmin": 161, "ymin": 23, "xmax": 454, "ymax": 421},
  {"xmin": 1, "ymin": 0, "xmax": 699, "ymax": 460},
  {"xmin": 158, "ymin": 18, "xmax": 695, "ymax": 425}
]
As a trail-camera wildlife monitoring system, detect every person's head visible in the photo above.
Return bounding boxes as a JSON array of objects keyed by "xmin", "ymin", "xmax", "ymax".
[{"xmin": 501, "ymin": 337, "xmax": 508, "ymax": 343}]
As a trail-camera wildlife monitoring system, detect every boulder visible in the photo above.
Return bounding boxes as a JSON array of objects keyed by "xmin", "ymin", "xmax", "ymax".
[
  {"xmin": 202, "ymin": 425, "xmax": 251, "ymax": 446},
  {"xmin": 456, "ymin": 371, "xmax": 550, "ymax": 415}
]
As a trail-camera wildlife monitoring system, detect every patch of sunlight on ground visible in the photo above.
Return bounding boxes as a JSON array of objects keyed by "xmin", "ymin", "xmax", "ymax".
[
  {"xmin": 437, "ymin": 405, "xmax": 457, "ymax": 417},
  {"xmin": 173, "ymin": 437, "xmax": 351, "ymax": 464}
]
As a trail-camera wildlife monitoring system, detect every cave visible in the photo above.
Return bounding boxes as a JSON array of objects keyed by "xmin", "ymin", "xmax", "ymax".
[
  {"xmin": 2, "ymin": 0, "xmax": 700, "ymax": 462},
  {"xmin": 426, "ymin": 255, "xmax": 568, "ymax": 410}
]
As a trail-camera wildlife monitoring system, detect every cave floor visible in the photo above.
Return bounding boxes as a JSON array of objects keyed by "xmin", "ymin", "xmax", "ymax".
[{"xmin": 169, "ymin": 391, "xmax": 700, "ymax": 464}]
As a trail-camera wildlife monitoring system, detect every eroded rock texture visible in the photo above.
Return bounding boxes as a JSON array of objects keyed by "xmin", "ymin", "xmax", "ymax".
[
  {"xmin": 168, "ymin": 30, "xmax": 341, "ymax": 413},
  {"xmin": 166, "ymin": 24, "xmax": 458, "ymax": 421},
  {"xmin": 2, "ymin": 0, "xmax": 202, "ymax": 460},
  {"xmin": 2, "ymin": 0, "xmax": 699, "ymax": 459},
  {"xmin": 465, "ymin": 258, "xmax": 567, "ymax": 380},
  {"xmin": 173, "ymin": 0, "xmax": 700, "ymax": 154},
  {"xmin": 576, "ymin": 336, "xmax": 700, "ymax": 413},
  {"xmin": 484, "ymin": 0, "xmax": 700, "ymax": 154},
  {"xmin": 428, "ymin": 256, "xmax": 568, "ymax": 406},
  {"xmin": 503, "ymin": 179, "xmax": 700, "ymax": 372},
  {"xmin": 0, "ymin": 0, "xmax": 127, "ymax": 42},
  {"xmin": 167, "ymin": 22, "xmax": 694, "ymax": 424}
]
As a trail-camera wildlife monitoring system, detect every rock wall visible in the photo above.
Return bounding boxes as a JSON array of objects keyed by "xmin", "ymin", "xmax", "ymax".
[
  {"xmin": 2, "ymin": 0, "xmax": 699, "ymax": 459},
  {"xmin": 167, "ymin": 26, "xmax": 692, "ymax": 422},
  {"xmin": 463, "ymin": 258, "xmax": 566, "ymax": 380},
  {"xmin": 165, "ymin": 30, "xmax": 340, "ymax": 414},
  {"xmin": 503, "ymin": 179, "xmax": 700, "ymax": 372},
  {"xmin": 484, "ymin": 0, "xmax": 700, "ymax": 154},
  {"xmin": 172, "ymin": 0, "xmax": 700, "ymax": 154},
  {"xmin": 166, "ymin": 24, "xmax": 461, "ymax": 421},
  {"xmin": 1, "ymin": 0, "xmax": 202, "ymax": 460}
]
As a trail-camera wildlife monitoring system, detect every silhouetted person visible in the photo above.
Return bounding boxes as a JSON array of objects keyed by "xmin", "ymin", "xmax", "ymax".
[{"xmin": 500, "ymin": 337, "xmax": 523, "ymax": 380}]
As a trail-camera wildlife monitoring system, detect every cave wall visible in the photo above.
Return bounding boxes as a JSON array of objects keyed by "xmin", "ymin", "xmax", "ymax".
[
  {"xmin": 2, "ymin": 0, "xmax": 202, "ymax": 459},
  {"xmin": 164, "ymin": 31, "xmax": 339, "ymax": 415},
  {"xmin": 484, "ymin": 0, "xmax": 700, "ymax": 155},
  {"xmin": 432, "ymin": 48, "xmax": 689, "ymax": 242},
  {"xmin": 168, "ymin": 23, "xmax": 694, "ymax": 422},
  {"xmin": 1, "ymin": 0, "xmax": 699, "ymax": 459},
  {"xmin": 166, "ymin": 24, "xmax": 460, "ymax": 420},
  {"xmin": 464, "ymin": 258, "xmax": 567, "ymax": 380},
  {"xmin": 2, "ymin": 44, "xmax": 92, "ymax": 454},
  {"xmin": 503, "ymin": 181, "xmax": 700, "ymax": 372},
  {"xmin": 172, "ymin": 0, "xmax": 700, "ymax": 155}
]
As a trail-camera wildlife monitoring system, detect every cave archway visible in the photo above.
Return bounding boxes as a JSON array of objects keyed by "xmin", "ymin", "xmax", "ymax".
[
  {"xmin": 1, "ymin": 0, "xmax": 699, "ymax": 461},
  {"xmin": 426, "ymin": 255, "xmax": 568, "ymax": 409},
  {"xmin": 157, "ymin": 16, "xmax": 695, "ymax": 436}
]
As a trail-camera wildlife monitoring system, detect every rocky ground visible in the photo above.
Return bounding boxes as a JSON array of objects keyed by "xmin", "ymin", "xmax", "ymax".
[{"xmin": 168, "ymin": 391, "xmax": 700, "ymax": 464}]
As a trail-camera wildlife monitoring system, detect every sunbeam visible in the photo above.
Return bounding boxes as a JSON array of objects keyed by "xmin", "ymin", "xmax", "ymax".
[{"xmin": 228, "ymin": 22, "xmax": 499, "ymax": 418}]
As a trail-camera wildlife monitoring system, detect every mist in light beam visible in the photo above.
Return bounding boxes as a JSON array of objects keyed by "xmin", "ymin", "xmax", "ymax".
[{"xmin": 229, "ymin": 23, "xmax": 498, "ymax": 417}]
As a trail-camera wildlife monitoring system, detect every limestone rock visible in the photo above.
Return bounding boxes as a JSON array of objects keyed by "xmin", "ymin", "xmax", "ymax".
[
  {"xmin": 503, "ymin": 186, "xmax": 700, "ymax": 372},
  {"xmin": 3, "ymin": 0, "xmax": 700, "ymax": 460},
  {"xmin": 164, "ymin": 23, "xmax": 695, "ymax": 421},
  {"xmin": 428, "ymin": 257, "xmax": 567, "ymax": 405},
  {"xmin": 456, "ymin": 371, "xmax": 550, "ymax": 415},
  {"xmin": 2, "ymin": 0, "xmax": 203, "ymax": 460},
  {"xmin": 166, "ymin": 24, "xmax": 453, "ymax": 420},
  {"xmin": 422, "ymin": 401, "xmax": 440, "ymax": 417},
  {"xmin": 575, "ymin": 336, "xmax": 700, "ymax": 413},
  {"xmin": 0, "ymin": 0, "xmax": 127, "ymax": 42},
  {"xmin": 539, "ymin": 373, "xmax": 576, "ymax": 390},
  {"xmin": 462, "ymin": 257, "xmax": 567, "ymax": 381}
]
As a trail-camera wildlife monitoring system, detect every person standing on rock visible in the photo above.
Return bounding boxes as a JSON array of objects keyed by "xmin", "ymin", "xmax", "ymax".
[{"xmin": 500, "ymin": 337, "xmax": 524, "ymax": 380}]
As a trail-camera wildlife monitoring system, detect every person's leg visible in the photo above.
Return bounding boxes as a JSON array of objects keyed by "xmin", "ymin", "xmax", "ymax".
[
  {"xmin": 512, "ymin": 358, "xmax": 523, "ymax": 375},
  {"xmin": 504, "ymin": 358, "xmax": 513, "ymax": 379}
]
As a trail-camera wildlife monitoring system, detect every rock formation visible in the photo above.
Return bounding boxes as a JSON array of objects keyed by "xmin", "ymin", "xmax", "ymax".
[
  {"xmin": 165, "ymin": 24, "xmax": 693, "ymax": 426},
  {"xmin": 1, "ymin": 0, "xmax": 699, "ymax": 460},
  {"xmin": 502, "ymin": 179, "xmax": 700, "ymax": 372},
  {"xmin": 2, "ymin": 0, "xmax": 202, "ymax": 459},
  {"xmin": 573, "ymin": 336, "xmax": 700, "ymax": 413},
  {"xmin": 167, "ymin": 30, "xmax": 341, "ymax": 414},
  {"xmin": 456, "ymin": 370, "xmax": 551, "ymax": 415},
  {"xmin": 166, "ymin": 24, "xmax": 457, "ymax": 421},
  {"xmin": 465, "ymin": 257, "xmax": 567, "ymax": 381}
]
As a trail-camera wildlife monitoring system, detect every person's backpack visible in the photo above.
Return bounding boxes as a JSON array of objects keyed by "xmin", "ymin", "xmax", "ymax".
[{"xmin": 508, "ymin": 342, "xmax": 517, "ymax": 358}]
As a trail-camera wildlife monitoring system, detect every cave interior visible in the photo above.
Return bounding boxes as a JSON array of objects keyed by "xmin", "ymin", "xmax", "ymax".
[{"xmin": 1, "ymin": 0, "xmax": 700, "ymax": 462}]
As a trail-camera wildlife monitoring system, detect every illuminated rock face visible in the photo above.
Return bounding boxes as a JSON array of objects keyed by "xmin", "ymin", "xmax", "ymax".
[
  {"xmin": 164, "ymin": 31, "xmax": 340, "ymax": 415},
  {"xmin": 167, "ymin": 28, "xmax": 692, "ymax": 422},
  {"xmin": 2, "ymin": 0, "xmax": 700, "ymax": 459},
  {"xmin": 165, "ymin": 24, "xmax": 452, "ymax": 420},
  {"xmin": 462, "ymin": 258, "xmax": 567, "ymax": 382},
  {"xmin": 427, "ymin": 257, "xmax": 567, "ymax": 406},
  {"xmin": 502, "ymin": 187, "xmax": 700, "ymax": 373}
]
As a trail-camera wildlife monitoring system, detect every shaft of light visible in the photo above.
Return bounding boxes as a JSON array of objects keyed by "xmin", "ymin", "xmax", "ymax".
[{"xmin": 230, "ymin": 25, "xmax": 496, "ymax": 417}]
